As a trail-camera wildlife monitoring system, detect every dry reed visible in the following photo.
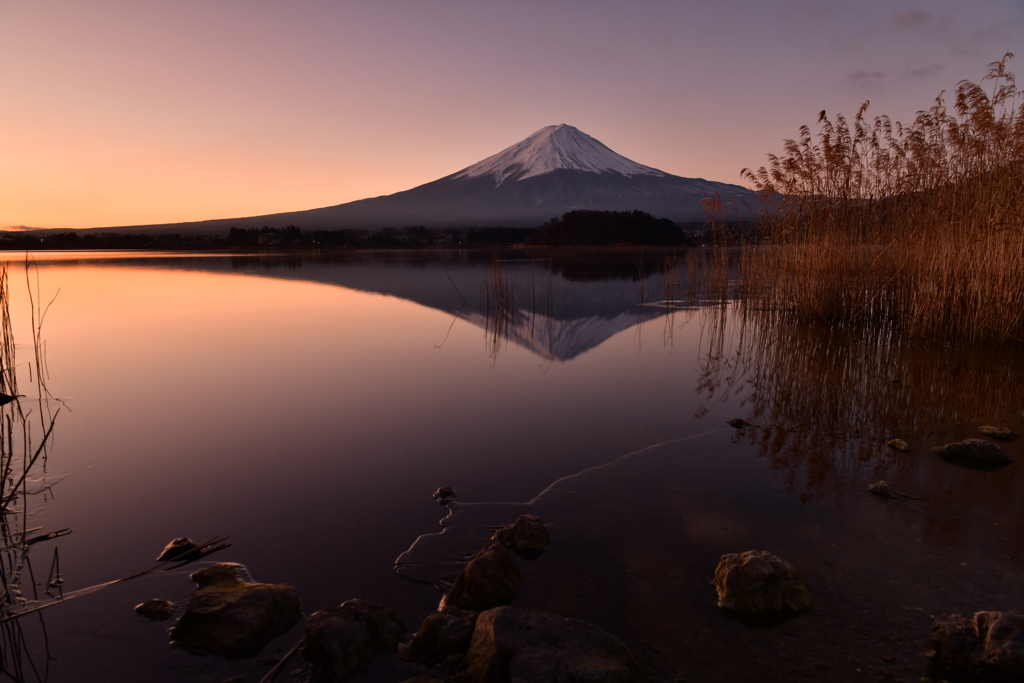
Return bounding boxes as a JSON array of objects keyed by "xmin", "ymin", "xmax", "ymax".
[
  {"xmin": 736, "ymin": 54, "xmax": 1024, "ymax": 343},
  {"xmin": 0, "ymin": 264, "xmax": 60, "ymax": 681}
]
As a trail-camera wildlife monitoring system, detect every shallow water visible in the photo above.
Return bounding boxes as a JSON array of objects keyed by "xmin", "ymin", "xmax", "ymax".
[{"xmin": 1, "ymin": 249, "xmax": 1022, "ymax": 682}]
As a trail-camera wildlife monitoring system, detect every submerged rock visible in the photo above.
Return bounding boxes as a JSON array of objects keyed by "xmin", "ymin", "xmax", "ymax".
[
  {"xmin": 933, "ymin": 439, "xmax": 1013, "ymax": 467},
  {"xmin": 157, "ymin": 537, "xmax": 200, "ymax": 562},
  {"xmin": 727, "ymin": 418, "xmax": 756, "ymax": 429},
  {"xmin": 464, "ymin": 606, "xmax": 634, "ymax": 683},
  {"xmin": 135, "ymin": 598, "xmax": 174, "ymax": 621},
  {"xmin": 170, "ymin": 562, "xmax": 301, "ymax": 658},
  {"xmin": 440, "ymin": 543, "xmax": 521, "ymax": 612},
  {"xmin": 714, "ymin": 550, "xmax": 812, "ymax": 615},
  {"xmin": 931, "ymin": 611, "xmax": 1024, "ymax": 681},
  {"xmin": 979, "ymin": 425, "xmax": 1020, "ymax": 442},
  {"xmin": 303, "ymin": 599, "xmax": 406, "ymax": 681},
  {"xmin": 869, "ymin": 480, "xmax": 919, "ymax": 501},
  {"xmin": 886, "ymin": 438, "xmax": 911, "ymax": 453},
  {"xmin": 493, "ymin": 515, "xmax": 551, "ymax": 560},
  {"xmin": 433, "ymin": 486, "xmax": 456, "ymax": 504},
  {"xmin": 410, "ymin": 607, "xmax": 479, "ymax": 665}
]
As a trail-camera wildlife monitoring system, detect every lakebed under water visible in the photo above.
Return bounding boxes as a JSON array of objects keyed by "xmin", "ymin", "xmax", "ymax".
[{"xmin": 2, "ymin": 249, "xmax": 1022, "ymax": 682}]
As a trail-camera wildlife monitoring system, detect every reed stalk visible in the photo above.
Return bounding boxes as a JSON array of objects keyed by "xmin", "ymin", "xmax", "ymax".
[
  {"xmin": 736, "ymin": 54, "xmax": 1024, "ymax": 343},
  {"xmin": 0, "ymin": 263, "xmax": 61, "ymax": 681}
]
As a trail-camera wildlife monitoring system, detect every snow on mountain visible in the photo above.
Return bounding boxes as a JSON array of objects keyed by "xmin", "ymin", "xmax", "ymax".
[
  {"xmin": 462, "ymin": 309, "xmax": 649, "ymax": 362},
  {"xmin": 454, "ymin": 124, "xmax": 666, "ymax": 187}
]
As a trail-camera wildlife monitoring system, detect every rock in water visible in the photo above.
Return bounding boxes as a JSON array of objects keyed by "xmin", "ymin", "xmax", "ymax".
[
  {"xmin": 714, "ymin": 550, "xmax": 812, "ymax": 614},
  {"xmin": 440, "ymin": 543, "xmax": 521, "ymax": 612},
  {"xmin": 886, "ymin": 438, "xmax": 911, "ymax": 453},
  {"xmin": 464, "ymin": 606, "xmax": 634, "ymax": 683},
  {"xmin": 157, "ymin": 537, "xmax": 199, "ymax": 562},
  {"xmin": 932, "ymin": 438, "xmax": 1013, "ymax": 467},
  {"xmin": 932, "ymin": 611, "xmax": 1024, "ymax": 681},
  {"xmin": 493, "ymin": 515, "xmax": 551, "ymax": 560},
  {"xmin": 868, "ymin": 480, "xmax": 919, "ymax": 501},
  {"xmin": 409, "ymin": 607, "xmax": 479, "ymax": 665},
  {"xmin": 433, "ymin": 486, "xmax": 456, "ymax": 504},
  {"xmin": 135, "ymin": 598, "xmax": 174, "ymax": 621},
  {"xmin": 979, "ymin": 425, "xmax": 1020, "ymax": 442},
  {"xmin": 170, "ymin": 562, "xmax": 301, "ymax": 658},
  {"xmin": 302, "ymin": 599, "xmax": 406, "ymax": 681},
  {"xmin": 190, "ymin": 563, "xmax": 250, "ymax": 587}
]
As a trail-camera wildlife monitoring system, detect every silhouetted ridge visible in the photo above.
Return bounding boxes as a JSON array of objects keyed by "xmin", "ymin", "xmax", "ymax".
[
  {"xmin": 65, "ymin": 125, "xmax": 752, "ymax": 235},
  {"xmin": 528, "ymin": 210, "xmax": 687, "ymax": 246}
]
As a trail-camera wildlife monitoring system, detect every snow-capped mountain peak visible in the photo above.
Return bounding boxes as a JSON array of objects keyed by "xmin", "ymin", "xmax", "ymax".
[{"xmin": 454, "ymin": 124, "xmax": 666, "ymax": 186}]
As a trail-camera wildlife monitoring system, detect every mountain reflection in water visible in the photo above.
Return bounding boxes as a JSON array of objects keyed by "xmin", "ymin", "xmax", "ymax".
[
  {"xmin": 175, "ymin": 250, "xmax": 685, "ymax": 362},
  {"xmin": 59, "ymin": 248, "xmax": 1024, "ymax": 501},
  {"xmin": 10, "ymin": 249, "xmax": 1024, "ymax": 683}
]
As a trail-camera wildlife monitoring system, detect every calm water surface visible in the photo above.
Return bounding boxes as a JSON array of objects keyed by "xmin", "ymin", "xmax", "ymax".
[{"xmin": 3, "ymin": 250, "xmax": 1022, "ymax": 682}]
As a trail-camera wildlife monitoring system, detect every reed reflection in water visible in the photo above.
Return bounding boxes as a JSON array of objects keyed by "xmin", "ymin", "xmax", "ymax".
[
  {"xmin": 483, "ymin": 258, "xmax": 517, "ymax": 361},
  {"xmin": 689, "ymin": 298, "xmax": 1024, "ymax": 498},
  {"xmin": 0, "ymin": 264, "xmax": 64, "ymax": 683},
  {"xmin": 480, "ymin": 255, "xmax": 662, "ymax": 364}
]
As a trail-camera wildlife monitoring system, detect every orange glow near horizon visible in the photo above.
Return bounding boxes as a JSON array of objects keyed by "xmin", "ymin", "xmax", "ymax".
[{"xmin": 1, "ymin": 1, "xmax": 1020, "ymax": 230}]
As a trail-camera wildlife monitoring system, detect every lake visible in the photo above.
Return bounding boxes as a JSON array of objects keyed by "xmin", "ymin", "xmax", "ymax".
[{"xmin": 2, "ymin": 249, "xmax": 1023, "ymax": 682}]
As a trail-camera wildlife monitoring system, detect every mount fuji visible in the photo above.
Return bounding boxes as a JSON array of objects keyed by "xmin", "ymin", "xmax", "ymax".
[{"xmin": 103, "ymin": 124, "xmax": 752, "ymax": 234}]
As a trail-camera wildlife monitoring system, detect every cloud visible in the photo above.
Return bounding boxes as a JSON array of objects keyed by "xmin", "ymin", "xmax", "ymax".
[
  {"xmin": 907, "ymin": 63, "xmax": 944, "ymax": 79},
  {"xmin": 893, "ymin": 9, "xmax": 930, "ymax": 30},
  {"xmin": 849, "ymin": 70, "xmax": 887, "ymax": 88}
]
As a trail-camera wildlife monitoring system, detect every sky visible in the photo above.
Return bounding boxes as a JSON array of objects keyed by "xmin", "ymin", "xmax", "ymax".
[{"xmin": 1, "ymin": 0, "xmax": 1022, "ymax": 230}]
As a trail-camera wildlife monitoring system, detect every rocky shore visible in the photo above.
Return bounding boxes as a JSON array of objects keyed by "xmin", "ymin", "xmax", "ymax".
[{"xmin": 134, "ymin": 424, "xmax": 1024, "ymax": 682}]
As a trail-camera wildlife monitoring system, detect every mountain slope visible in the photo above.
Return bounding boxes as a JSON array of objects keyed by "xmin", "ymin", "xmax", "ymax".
[{"xmin": 94, "ymin": 124, "xmax": 752, "ymax": 235}]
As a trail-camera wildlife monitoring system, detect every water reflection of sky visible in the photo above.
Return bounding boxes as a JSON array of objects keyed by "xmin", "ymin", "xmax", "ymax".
[{"xmin": 6, "ymin": 251, "xmax": 1023, "ymax": 682}]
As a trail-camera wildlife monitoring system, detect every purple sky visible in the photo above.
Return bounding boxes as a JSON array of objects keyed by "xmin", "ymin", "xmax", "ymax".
[{"xmin": 2, "ymin": 0, "xmax": 1021, "ymax": 229}]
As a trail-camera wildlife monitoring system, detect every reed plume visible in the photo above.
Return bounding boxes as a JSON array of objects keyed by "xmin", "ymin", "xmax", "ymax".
[{"xmin": 739, "ymin": 54, "xmax": 1024, "ymax": 342}]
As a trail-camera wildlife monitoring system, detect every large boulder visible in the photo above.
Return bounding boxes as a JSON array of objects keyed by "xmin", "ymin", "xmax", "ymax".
[
  {"xmin": 464, "ymin": 606, "xmax": 634, "ymax": 683},
  {"xmin": 714, "ymin": 550, "xmax": 812, "ymax": 615},
  {"xmin": 493, "ymin": 515, "xmax": 551, "ymax": 560},
  {"xmin": 440, "ymin": 543, "xmax": 521, "ymax": 612},
  {"xmin": 932, "ymin": 611, "xmax": 1024, "ymax": 681},
  {"xmin": 410, "ymin": 607, "xmax": 479, "ymax": 665},
  {"xmin": 170, "ymin": 562, "xmax": 301, "ymax": 658},
  {"xmin": 302, "ymin": 599, "xmax": 406, "ymax": 681},
  {"xmin": 932, "ymin": 438, "xmax": 1012, "ymax": 467}
]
